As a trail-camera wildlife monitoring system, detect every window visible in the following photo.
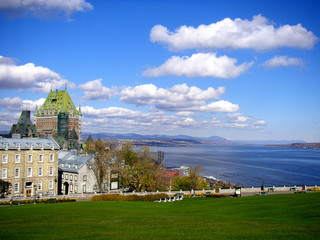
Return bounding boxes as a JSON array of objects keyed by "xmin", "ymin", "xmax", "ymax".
[
  {"xmin": 83, "ymin": 185, "xmax": 86, "ymax": 193},
  {"xmin": 49, "ymin": 154, "xmax": 54, "ymax": 162},
  {"xmin": 38, "ymin": 167, "xmax": 43, "ymax": 176},
  {"xmin": 15, "ymin": 154, "xmax": 20, "ymax": 163},
  {"xmin": 2, "ymin": 154, "xmax": 8, "ymax": 164},
  {"xmin": 27, "ymin": 167, "xmax": 32, "ymax": 177},
  {"xmin": 14, "ymin": 168, "xmax": 20, "ymax": 178},
  {"xmin": 70, "ymin": 175, "xmax": 73, "ymax": 181},
  {"xmin": 14, "ymin": 182, "xmax": 19, "ymax": 193},
  {"xmin": 38, "ymin": 181, "xmax": 42, "ymax": 191},
  {"xmin": 2, "ymin": 168, "xmax": 7, "ymax": 179},
  {"xmin": 83, "ymin": 175, "xmax": 87, "ymax": 181},
  {"xmin": 48, "ymin": 180, "xmax": 53, "ymax": 189},
  {"xmin": 74, "ymin": 185, "xmax": 77, "ymax": 193},
  {"xmin": 70, "ymin": 184, "xmax": 73, "ymax": 192},
  {"xmin": 75, "ymin": 175, "xmax": 78, "ymax": 182},
  {"xmin": 65, "ymin": 174, "xmax": 68, "ymax": 180},
  {"xmin": 28, "ymin": 154, "xmax": 33, "ymax": 163},
  {"xmin": 61, "ymin": 174, "xmax": 64, "ymax": 179},
  {"xmin": 49, "ymin": 166, "xmax": 54, "ymax": 176},
  {"xmin": 39, "ymin": 154, "xmax": 43, "ymax": 163}
]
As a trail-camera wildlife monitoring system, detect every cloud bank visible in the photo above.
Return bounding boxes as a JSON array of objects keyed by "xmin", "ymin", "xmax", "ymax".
[
  {"xmin": 0, "ymin": 56, "xmax": 75, "ymax": 93},
  {"xmin": 150, "ymin": 15, "xmax": 318, "ymax": 51},
  {"xmin": 0, "ymin": 0, "xmax": 93, "ymax": 17},
  {"xmin": 262, "ymin": 56, "xmax": 304, "ymax": 69},
  {"xmin": 0, "ymin": 97, "xmax": 45, "ymax": 112},
  {"xmin": 120, "ymin": 83, "xmax": 238, "ymax": 112},
  {"xmin": 78, "ymin": 79, "xmax": 117, "ymax": 102},
  {"xmin": 143, "ymin": 53, "xmax": 253, "ymax": 78}
]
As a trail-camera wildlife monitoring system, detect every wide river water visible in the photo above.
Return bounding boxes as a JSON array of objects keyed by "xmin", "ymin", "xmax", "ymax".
[{"xmin": 151, "ymin": 145, "xmax": 320, "ymax": 187}]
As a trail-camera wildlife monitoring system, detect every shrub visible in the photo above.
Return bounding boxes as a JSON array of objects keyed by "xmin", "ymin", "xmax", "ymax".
[
  {"xmin": 206, "ymin": 194, "xmax": 230, "ymax": 198},
  {"xmin": 91, "ymin": 193, "xmax": 169, "ymax": 201},
  {"xmin": 307, "ymin": 187, "xmax": 320, "ymax": 191}
]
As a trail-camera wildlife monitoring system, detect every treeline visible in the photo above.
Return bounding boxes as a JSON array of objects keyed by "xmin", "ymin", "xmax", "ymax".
[{"xmin": 86, "ymin": 140, "xmax": 207, "ymax": 192}]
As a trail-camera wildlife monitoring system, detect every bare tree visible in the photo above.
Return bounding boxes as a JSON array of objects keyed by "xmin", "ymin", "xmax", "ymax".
[{"xmin": 87, "ymin": 140, "xmax": 114, "ymax": 192}]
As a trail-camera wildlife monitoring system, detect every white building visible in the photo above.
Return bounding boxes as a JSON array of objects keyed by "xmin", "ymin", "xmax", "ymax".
[{"xmin": 58, "ymin": 150, "xmax": 119, "ymax": 195}]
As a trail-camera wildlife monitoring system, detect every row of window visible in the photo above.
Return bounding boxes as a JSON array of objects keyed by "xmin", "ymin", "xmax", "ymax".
[
  {"xmin": 2, "ymin": 166, "xmax": 55, "ymax": 178},
  {"xmin": 2, "ymin": 153, "xmax": 54, "ymax": 164},
  {"xmin": 61, "ymin": 173, "xmax": 79, "ymax": 182},
  {"xmin": 13, "ymin": 180, "xmax": 54, "ymax": 193}
]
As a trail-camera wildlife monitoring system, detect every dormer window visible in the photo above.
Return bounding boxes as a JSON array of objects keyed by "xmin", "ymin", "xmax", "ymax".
[{"xmin": 16, "ymin": 143, "xmax": 21, "ymax": 150}]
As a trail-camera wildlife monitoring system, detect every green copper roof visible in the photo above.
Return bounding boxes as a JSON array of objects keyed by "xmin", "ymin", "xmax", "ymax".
[
  {"xmin": 35, "ymin": 89, "xmax": 81, "ymax": 116},
  {"xmin": 10, "ymin": 110, "xmax": 39, "ymax": 138}
]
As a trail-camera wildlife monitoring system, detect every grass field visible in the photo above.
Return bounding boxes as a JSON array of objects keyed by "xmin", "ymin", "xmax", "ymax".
[{"xmin": 1, "ymin": 193, "xmax": 320, "ymax": 240}]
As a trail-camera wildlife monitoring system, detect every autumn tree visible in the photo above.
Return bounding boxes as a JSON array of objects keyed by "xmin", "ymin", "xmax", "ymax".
[
  {"xmin": 116, "ymin": 142, "xmax": 164, "ymax": 192},
  {"xmin": 87, "ymin": 140, "xmax": 114, "ymax": 192},
  {"xmin": 172, "ymin": 166, "xmax": 207, "ymax": 191}
]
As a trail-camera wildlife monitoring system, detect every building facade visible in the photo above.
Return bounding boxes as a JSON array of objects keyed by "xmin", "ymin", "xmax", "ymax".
[
  {"xmin": 0, "ymin": 134, "xmax": 60, "ymax": 197},
  {"xmin": 34, "ymin": 89, "xmax": 82, "ymax": 143},
  {"xmin": 58, "ymin": 150, "xmax": 120, "ymax": 195}
]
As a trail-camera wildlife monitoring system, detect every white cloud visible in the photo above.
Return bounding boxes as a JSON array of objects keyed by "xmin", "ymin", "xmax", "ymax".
[
  {"xmin": 143, "ymin": 53, "xmax": 253, "ymax": 78},
  {"xmin": 253, "ymin": 120, "xmax": 267, "ymax": 126},
  {"xmin": 78, "ymin": 79, "xmax": 118, "ymax": 102},
  {"xmin": 120, "ymin": 83, "xmax": 237, "ymax": 113},
  {"xmin": 227, "ymin": 113, "xmax": 251, "ymax": 123},
  {"xmin": 0, "ymin": 0, "xmax": 93, "ymax": 18},
  {"xmin": 81, "ymin": 106, "xmax": 210, "ymax": 133},
  {"xmin": 262, "ymin": 56, "xmax": 304, "ymax": 69},
  {"xmin": 150, "ymin": 15, "xmax": 318, "ymax": 51},
  {"xmin": 0, "ymin": 97, "xmax": 45, "ymax": 112},
  {"xmin": 214, "ymin": 114, "xmax": 267, "ymax": 129},
  {"xmin": 0, "ymin": 56, "xmax": 75, "ymax": 93},
  {"xmin": 175, "ymin": 111, "xmax": 195, "ymax": 117},
  {"xmin": 199, "ymin": 100, "xmax": 239, "ymax": 113},
  {"xmin": 121, "ymin": 83, "xmax": 224, "ymax": 106},
  {"xmin": 0, "ymin": 112, "xmax": 21, "ymax": 130}
]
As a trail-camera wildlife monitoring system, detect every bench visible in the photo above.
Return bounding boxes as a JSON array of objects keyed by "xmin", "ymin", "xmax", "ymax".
[
  {"xmin": 169, "ymin": 197, "xmax": 175, "ymax": 202},
  {"xmin": 176, "ymin": 195, "xmax": 183, "ymax": 200},
  {"xmin": 290, "ymin": 187, "xmax": 296, "ymax": 192},
  {"xmin": 205, "ymin": 192, "xmax": 212, "ymax": 196},
  {"xmin": 159, "ymin": 198, "xmax": 167, "ymax": 202},
  {"xmin": 12, "ymin": 201, "xmax": 21, "ymax": 205},
  {"xmin": 260, "ymin": 191, "xmax": 268, "ymax": 195},
  {"xmin": 268, "ymin": 187, "xmax": 275, "ymax": 192},
  {"xmin": 47, "ymin": 198, "xmax": 57, "ymax": 203}
]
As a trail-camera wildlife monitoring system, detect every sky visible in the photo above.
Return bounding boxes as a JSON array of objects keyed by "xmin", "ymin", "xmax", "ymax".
[{"xmin": 0, "ymin": 0, "xmax": 319, "ymax": 142}]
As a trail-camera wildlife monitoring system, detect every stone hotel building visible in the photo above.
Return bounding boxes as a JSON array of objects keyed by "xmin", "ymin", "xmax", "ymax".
[
  {"xmin": 0, "ymin": 134, "xmax": 60, "ymax": 197},
  {"xmin": 34, "ymin": 89, "xmax": 82, "ymax": 143}
]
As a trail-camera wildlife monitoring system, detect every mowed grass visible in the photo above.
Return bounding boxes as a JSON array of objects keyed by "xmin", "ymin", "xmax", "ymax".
[{"xmin": 1, "ymin": 193, "xmax": 320, "ymax": 240}]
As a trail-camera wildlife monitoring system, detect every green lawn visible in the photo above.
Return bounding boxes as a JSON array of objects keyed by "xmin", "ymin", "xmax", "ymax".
[{"xmin": 1, "ymin": 193, "xmax": 320, "ymax": 240}]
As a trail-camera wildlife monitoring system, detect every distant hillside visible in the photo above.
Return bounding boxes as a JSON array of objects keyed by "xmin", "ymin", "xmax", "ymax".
[
  {"xmin": 81, "ymin": 132, "xmax": 228, "ymax": 143},
  {"xmin": 81, "ymin": 132, "xmax": 308, "ymax": 146}
]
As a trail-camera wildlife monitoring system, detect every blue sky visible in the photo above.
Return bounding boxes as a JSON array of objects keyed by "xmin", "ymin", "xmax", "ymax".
[{"xmin": 0, "ymin": 0, "xmax": 319, "ymax": 142}]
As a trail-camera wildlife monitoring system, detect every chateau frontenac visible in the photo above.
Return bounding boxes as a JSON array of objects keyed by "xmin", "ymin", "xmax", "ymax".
[{"xmin": 34, "ymin": 89, "xmax": 82, "ymax": 143}]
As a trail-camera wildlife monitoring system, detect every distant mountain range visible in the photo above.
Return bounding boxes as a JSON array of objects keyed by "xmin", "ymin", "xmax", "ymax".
[{"xmin": 81, "ymin": 132, "xmax": 306, "ymax": 145}]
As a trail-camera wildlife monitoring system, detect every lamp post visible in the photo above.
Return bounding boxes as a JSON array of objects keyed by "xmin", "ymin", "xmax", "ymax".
[
  {"xmin": 33, "ymin": 185, "xmax": 37, "ymax": 204},
  {"xmin": 193, "ymin": 179, "xmax": 196, "ymax": 197}
]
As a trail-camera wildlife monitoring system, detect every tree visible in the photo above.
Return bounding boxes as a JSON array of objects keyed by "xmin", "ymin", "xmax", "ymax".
[
  {"xmin": 0, "ymin": 180, "xmax": 11, "ymax": 198},
  {"xmin": 172, "ymin": 166, "xmax": 207, "ymax": 191},
  {"xmin": 116, "ymin": 142, "xmax": 163, "ymax": 192},
  {"xmin": 87, "ymin": 140, "xmax": 114, "ymax": 192}
]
